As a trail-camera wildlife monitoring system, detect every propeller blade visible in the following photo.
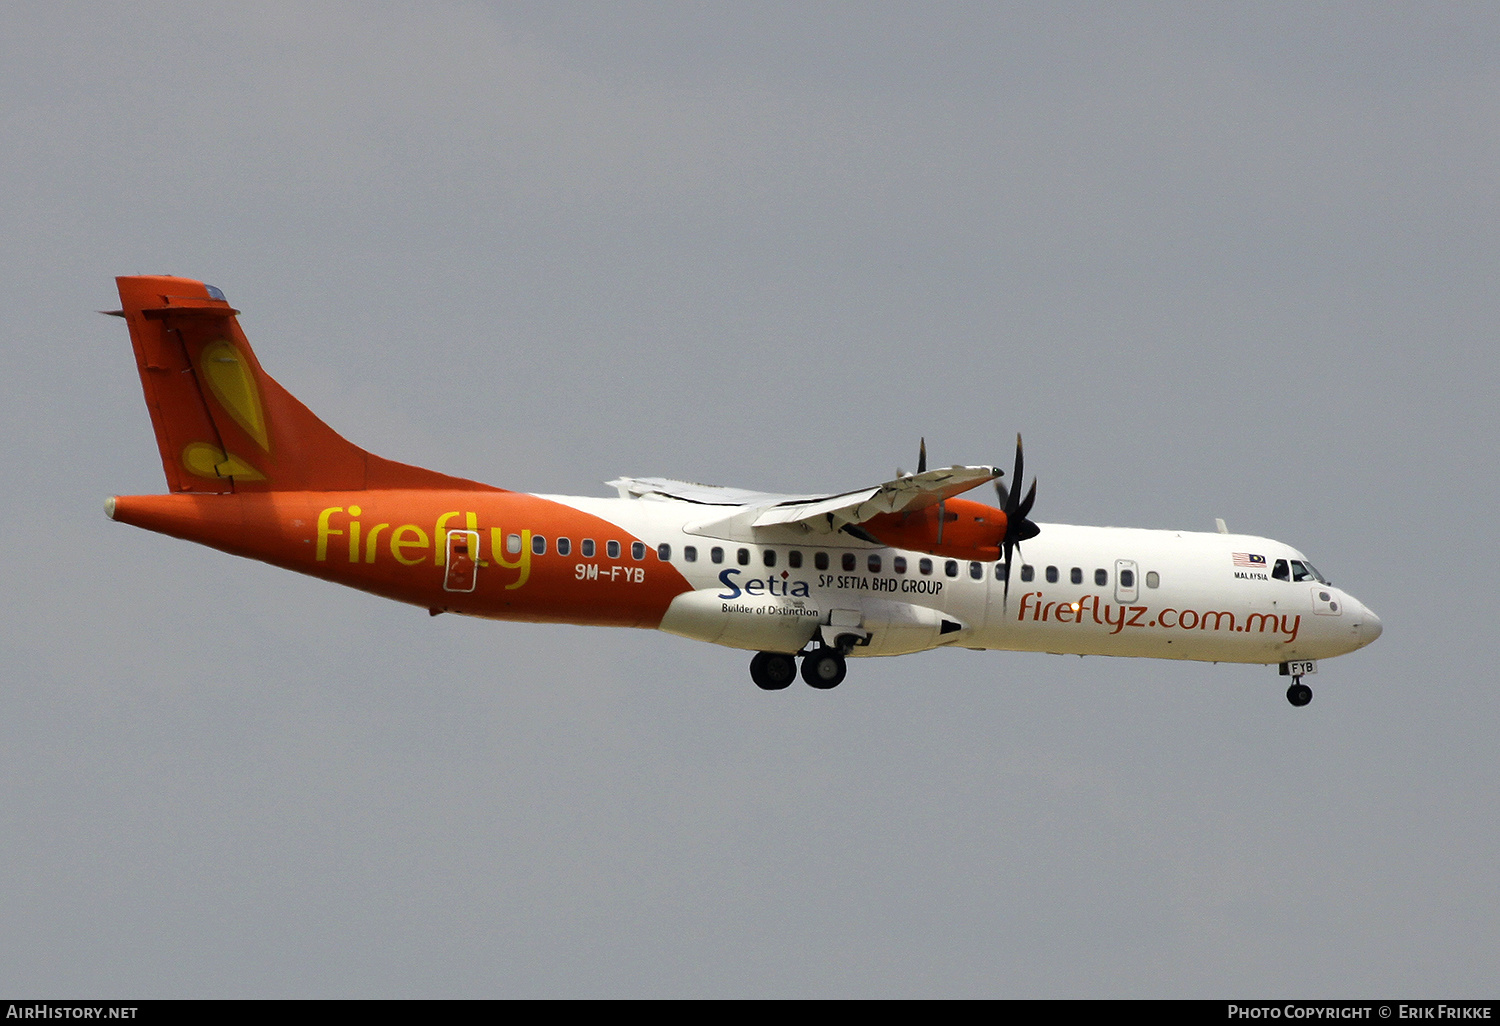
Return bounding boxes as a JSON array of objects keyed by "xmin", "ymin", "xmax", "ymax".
[
  {"xmin": 1017, "ymin": 479, "xmax": 1037, "ymax": 521},
  {"xmin": 1001, "ymin": 535, "xmax": 1017, "ymax": 611},
  {"xmin": 1010, "ymin": 434, "xmax": 1024, "ymax": 514},
  {"xmin": 917, "ymin": 437, "xmax": 927, "ymax": 475}
]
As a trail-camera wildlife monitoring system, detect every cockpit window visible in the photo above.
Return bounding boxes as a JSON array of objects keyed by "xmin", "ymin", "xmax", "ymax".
[
  {"xmin": 1287, "ymin": 559, "xmax": 1330, "ymax": 584},
  {"xmin": 1272, "ymin": 558, "xmax": 1290, "ymax": 582}
]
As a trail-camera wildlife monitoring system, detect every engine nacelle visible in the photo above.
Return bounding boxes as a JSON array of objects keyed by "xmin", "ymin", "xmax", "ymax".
[
  {"xmin": 861, "ymin": 497, "xmax": 1005, "ymax": 562},
  {"xmin": 828, "ymin": 599, "xmax": 970, "ymax": 656}
]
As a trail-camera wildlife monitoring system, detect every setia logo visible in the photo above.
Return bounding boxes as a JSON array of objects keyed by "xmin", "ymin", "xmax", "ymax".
[{"xmin": 717, "ymin": 568, "xmax": 811, "ymax": 600}]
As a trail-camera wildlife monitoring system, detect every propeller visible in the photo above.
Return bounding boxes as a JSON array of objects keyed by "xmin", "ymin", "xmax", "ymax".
[
  {"xmin": 896, "ymin": 437, "xmax": 927, "ymax": 478},
  {"xmin": 897, "ymin": 437, "xmax": 928, "ymax": 479},
  {"xmin": 994, "ymin": 433, "xmax": 1040, "ymax": 609},
  {"xmin": 914, "ymin": 438, "xmax": 957, "ymax": 543}
]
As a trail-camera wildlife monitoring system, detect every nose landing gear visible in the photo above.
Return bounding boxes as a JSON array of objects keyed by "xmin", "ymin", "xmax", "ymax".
[{"xmin": 1279, "ymin": 660, "xmax": 1317, "ymax": 708}]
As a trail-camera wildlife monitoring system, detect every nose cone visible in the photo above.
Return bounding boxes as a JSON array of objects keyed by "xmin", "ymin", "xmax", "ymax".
[{"xmin": 1353, "ymin": 602, "xmax": 1383, "ymax": 648}]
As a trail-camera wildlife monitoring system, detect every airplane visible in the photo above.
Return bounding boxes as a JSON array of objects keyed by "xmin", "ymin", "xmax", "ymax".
[{"xmin": 103, "ymin": 275, "xmax": 1382, "ymax": 707}]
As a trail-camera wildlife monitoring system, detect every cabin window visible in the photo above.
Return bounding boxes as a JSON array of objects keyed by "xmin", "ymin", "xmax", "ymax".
[
  {"xmin": 868, "ymin": 554, "xmax": 882, "ymax": 573},
  {"xmin": 631, "ymin": 541, "xmax": 645, "ymax": 560},
  {"xmin": 1020, "ymin": 564, "xmax": 1034, "ymax": 582},
  {"xmin": 711, "ymin": 546, "xmax": 724, "ymax": 564},
  {"xmin": 581, "ymin": 539, "xmax": 595, "ymax": 557},
  {"xmin": 1094, "ymin": 568, "xmax": 1107, "ymax": 586},
  {"xmin": 841, "ymin": 552, "xmax": 856, "ymax": 572},
  {"xmin": 737, "ymin": 548, "xmax": 751, "ymax": 566},
  {"xmin": 1146, "ymin": 571, "xmax": 1159, "ymax": 588},
  {"xmin": 969, "ymin": 561, "xmax": 983, "ymax": 580},
  {"xmin": 606, "ymin": 540, "xmax": 621, "ymax": 558},
  {"xmin": 657, "ymin": 543, "xmax": 671, "ymax": 561},
  {"xmin": 996, "ymin": 563, "xmax": 1009, "ymax": 581},
  {"xmin": 532, "ymin": 535, "xmax": 547, "ymax": 555},
  {"xmin": 1120, "ymin": 568, "xmax": 1135, "ymax": 588},
  {"xmin": 788, "ymin": 550, "xmax": 803, "ymax": 569},
  {"xmin": 1070, "ymin": 567, "xmax": 1083, "ymax": 585},
  {"xmin": 945, "ymin": 560, "xmax": 959, "ymax": 578},
  {"xmin": 507, "ymin": 533, "xmax": 522, "ymax": 554},
  {"xmin": 764, "ymin": 549, "xmax": 777, "ymax": 568},
  {"xmin": 557, "ymin": 538, "xmax": 571, "ymax": 556},
  {"xmin": 684, "ymin": 545, "xmax": 697, "ymax": 562},
  {"xmin": 814, "ymin": 551, "xmax": 829, "ymax": 571},
  {"xmin": 1045, "ymin": 566, "xmax": 1059, "ymax": 584},
  {"xmin": 893, "ymin": 555, "xmax": 907, "ymax": 574},
  {"xmin": 919, "ymin": 557, "xmax": 933, "ymax": 576}
]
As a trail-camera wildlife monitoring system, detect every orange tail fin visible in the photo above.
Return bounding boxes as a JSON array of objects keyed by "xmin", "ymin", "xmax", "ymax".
[{"xmin": 113, "ymin": 275, "xmax": 497, "ymax": 493}]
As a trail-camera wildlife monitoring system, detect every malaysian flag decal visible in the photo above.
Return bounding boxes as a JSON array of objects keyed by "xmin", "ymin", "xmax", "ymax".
[{"xmin": 1232, "ymin": 552, "xmax": 1267, "ymax": 568}]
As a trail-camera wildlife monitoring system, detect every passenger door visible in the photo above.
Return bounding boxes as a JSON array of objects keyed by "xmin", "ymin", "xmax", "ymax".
[
  {"xmin": 444, "ymin": 529, "xmax": 479, "ymax": 593},
  {"xmin": 1114, "ymin": 559, "xmax": 1138, "ymax": 604}
]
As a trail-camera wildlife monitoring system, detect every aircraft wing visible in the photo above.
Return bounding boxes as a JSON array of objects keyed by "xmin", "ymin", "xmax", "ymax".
[
  {"xmin": 609, "ymin": 465, "xmax": 1000, "ymax": 534},
  {"xmin": 750, "ymin": 465, "xmax": 1000, "ymax": 532},
  {"xmin": 607, "ymin": 477, "xmax": 818, "ymax": 507}
]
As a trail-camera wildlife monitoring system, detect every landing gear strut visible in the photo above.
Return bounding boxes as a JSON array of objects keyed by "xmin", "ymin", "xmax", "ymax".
[
  {"xmin": 750, "ymin": 651, "xmax": 797, "ymax": 691},
  {"xmin": 1286, "ymin": 678, "xmax": 1313, "ymax": 707}
]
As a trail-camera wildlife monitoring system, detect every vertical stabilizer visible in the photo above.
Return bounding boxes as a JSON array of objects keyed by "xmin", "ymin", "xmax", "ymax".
[{"xmin": 114, "ymin": 275, "xmax": 496, "ymax": 493}]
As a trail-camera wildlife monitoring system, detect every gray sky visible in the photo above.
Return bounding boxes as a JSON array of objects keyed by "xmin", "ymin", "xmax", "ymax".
[{"xmin": 2, "ymin": 1, "xmax": 1497, "ymax": 997}]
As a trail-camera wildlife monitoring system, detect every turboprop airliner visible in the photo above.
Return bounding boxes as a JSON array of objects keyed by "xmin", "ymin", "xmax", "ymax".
[{"xmin": 104, "ymin": 276, "xmax": 1381, "ymax": 706}]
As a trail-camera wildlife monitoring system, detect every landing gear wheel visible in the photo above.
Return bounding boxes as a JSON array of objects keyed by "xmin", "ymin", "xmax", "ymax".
[
  {"xmin": 750, "ymin": 651, "xmax": 797, "ymax": 691},
  {"xmin": 1287, "ymin": 680, "xmax": 1313, "ymax": 707},
  {"xmin": 801, "ymin": 648, "xmax": 847, "ymax": 689}
]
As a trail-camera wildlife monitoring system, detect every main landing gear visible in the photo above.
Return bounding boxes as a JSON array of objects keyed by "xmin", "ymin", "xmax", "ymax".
[
  {"xmin": 750, "ymin": 646, "xmax": 848, "ymax": 691},
  {"xmin": 801, "ymin": 648, "xmax": 847, "ymax": 689},
  {"xmin": 749, "ymin": 651, "xmax": 798, "ymax": 690}
]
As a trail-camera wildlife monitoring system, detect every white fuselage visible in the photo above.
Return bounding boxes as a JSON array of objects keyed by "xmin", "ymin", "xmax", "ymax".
[{"xmin": 543, "ymin": 495, "xmax": 1382, "ymax": 666}]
